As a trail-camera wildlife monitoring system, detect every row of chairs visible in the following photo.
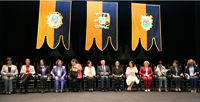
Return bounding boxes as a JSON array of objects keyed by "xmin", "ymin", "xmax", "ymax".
[{"xmin": 0, "ymin": 62, "xmax": 200, "ymax": 93}]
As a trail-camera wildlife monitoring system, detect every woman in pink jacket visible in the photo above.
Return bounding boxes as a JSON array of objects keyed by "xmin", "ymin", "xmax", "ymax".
[{"xmin": 69, "ymin": 59, "xmax": 82, "ymax": 92}]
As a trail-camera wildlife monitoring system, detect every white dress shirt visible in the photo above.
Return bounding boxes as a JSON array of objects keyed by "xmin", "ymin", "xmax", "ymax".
[
  {"xmin": 57, "ymin": 68, "xmax": 61, "ymax": 77},
  {"xmin": 145, "ymin": 67, "xmax": 148, "ymax": 75}
]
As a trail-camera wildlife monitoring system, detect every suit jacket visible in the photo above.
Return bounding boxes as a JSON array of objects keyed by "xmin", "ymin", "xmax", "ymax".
[
  {"xmin": 112, "ymin": 66, "xmax": 124, "ymax": 76},
  {"xmin": 20, "ymin": 65, "xmax": 35, "ymax": 77},
  {"xmin": 139, "ymin": 67, "xmax": 153, "ymax": 77},
  {"xmin": 97, "ymin": 65, "xmax": 111, "ymax": 76},
  {"xmin": 1, "ymin": 65, "xmax": 18, "ymax": 78},
  {"xmin": 169, "ymin": 66, "xmax": 183, "ymax": 76},
  {"xmin": 51, "ymin": 65, "xmax": 66, "ymax": 78},
  {"xmin": 185, "ymin": 66, "xmax": 200, "ymax": 76},
  {"xmin": 37, "ymin": 65, "xmax": 50, "ymax": 77}
]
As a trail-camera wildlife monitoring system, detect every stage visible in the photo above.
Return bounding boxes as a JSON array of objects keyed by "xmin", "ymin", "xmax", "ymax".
[{"xmin": 0, "ymin": 91, "xmax": 199, "ymax": 102}]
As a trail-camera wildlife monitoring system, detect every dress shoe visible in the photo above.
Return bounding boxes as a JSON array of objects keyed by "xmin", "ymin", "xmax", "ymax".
[
  {"xmin": 105, "ymin": 89, "xmax": 108, "ymax": 92},
  {"xmin": 194, "ymin": 89, "xmax": 196, "ymax": 93},
  {"xmin": 165, "ymin": 89, "xmax": 168, "ymax": 92},
  {"xmin": 148, "ymin": 89, "xmax": 150, "ymax": 92},
  {"xmin": 19, "ymin": 81, "xmax": 23, "ymax": 84},
  {"xmin": 158, "ymin": 88, "xmax": 161, "ymax": 92},
  {"xmin": 145, "ymin": 89, "xmax": 147, "ymax": 92}
]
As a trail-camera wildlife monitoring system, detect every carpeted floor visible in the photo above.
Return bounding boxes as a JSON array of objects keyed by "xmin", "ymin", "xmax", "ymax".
[{"xmin": 0, "ymin": 91, "xmax": 200, "ymax": 102}]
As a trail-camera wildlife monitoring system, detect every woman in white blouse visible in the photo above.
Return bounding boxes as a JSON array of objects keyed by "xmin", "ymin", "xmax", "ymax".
[
  {"xmin": 84, "ymin": 60, "xmax": 96, "ymax": 92},
  {"xmin": 126, "ymin": 61, "xmax": 139, "ymax": 91},
  {"xmin": 1, "ymin": 57, "xmax": 18, "ymax": 94}
]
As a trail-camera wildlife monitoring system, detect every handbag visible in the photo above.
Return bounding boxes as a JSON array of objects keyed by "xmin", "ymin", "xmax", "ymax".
[{"xmin": 70, "ymin": 68, "xmax": 78, "ymax": 78}]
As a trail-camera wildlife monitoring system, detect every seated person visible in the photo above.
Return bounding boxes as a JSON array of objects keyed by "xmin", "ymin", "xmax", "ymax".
[
  {"xmin": 155, "ymin": 61, "xmax": 168, "ymax": 92},
  {"xmin": 112, "ymin": 61, "xmax": 124, "ymax": 92},
  {"xmin": 126, "ymin": 61, "xmax": 139, "ymax": 91},
  {"xmin": 51, "ymin": 59, "xmax": 66, "ymax": 93},
  {"xmin": 69, "ymin": 59, "xmax": 82, "ymax": 92},
  {"xmin": 169, "ymin": 60, "xmax": 183, "ymax": 92},
  {"xmin": 139, "ymin": 61, "xmax": 153, "ymax": 92},
  {"xmin": 84, "ymin": 60, "xmax": 96, "ymax": 92},
  {"xmin": 1, "ymin": 57, "xmax": 18, "ymax": 94},
  {"xmin": 97, "ymin": 60, "xmax": 110, "ymax": 92},
  {"xmin": 20, "ymin": 58, "xmax": 35, "ymax": 94},
  {"xmin": 185, "ymin": 59, "xmax": 199, "ymax": 93}
]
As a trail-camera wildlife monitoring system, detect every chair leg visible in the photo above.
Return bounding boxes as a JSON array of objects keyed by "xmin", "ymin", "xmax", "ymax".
[
  {"xmin": 20, "ymin": 84, "xmax": 22, "ymax": 93},
  {"xmin": 14, "ymin": 82, "xmax": 16, "ymax": 93},
  {"xmin": 98, "ymin": 81, "xmax": 99, "ymax": 90},
  {"xmin": 33, "ymin": 82, "xmax": 35, "ymax": 92},
  {"xmin": 84, "ymin": 81, "xmax": 85, "ymax": 91},
  {"xmin": 112, "ymin": 81, "xmax": 114, "ymax": 91},
  {"xmin": 123, "ymin": 82, "xmax": 124, "ymax": 91},
  {"xmin": 37, "ymin": 81, "xmax": 39, "ymax": 92}
]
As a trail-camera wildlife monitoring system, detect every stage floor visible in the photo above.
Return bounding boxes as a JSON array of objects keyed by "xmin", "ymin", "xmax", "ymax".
[{"xmin": 0, "ymin": 91, "xmax": 199, "ymax": 102}]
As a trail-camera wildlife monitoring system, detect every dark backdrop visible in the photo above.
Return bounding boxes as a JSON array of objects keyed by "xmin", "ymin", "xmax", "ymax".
[{"xmin": 1, "ymin": 1, "xmax": 200, "ymax": 68}]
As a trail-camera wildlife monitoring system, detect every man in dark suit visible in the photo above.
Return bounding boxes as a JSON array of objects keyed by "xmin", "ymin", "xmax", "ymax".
[{"xmin": 97, "ymin": 60, "xmax": 111, "ymax": 92}]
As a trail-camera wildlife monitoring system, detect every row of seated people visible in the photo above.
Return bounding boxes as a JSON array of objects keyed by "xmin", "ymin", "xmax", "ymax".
[{"xmin": 0, "ymin": 57, "xmax": 199, "ymax": 95}]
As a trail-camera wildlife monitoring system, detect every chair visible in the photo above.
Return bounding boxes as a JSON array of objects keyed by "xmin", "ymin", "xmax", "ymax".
[
  {"xmin": 198, "ymin": 75, "xmax": 200, "ymax": 92},
  {"xmin": 83, "ymin": 66, "xmax": 97, "ymax": 91},
  {"xmin": 36, "ymin": 63, "xmax": 52, "ymax": 92},
  {"xmin": 0, "ymin": 62, "xmax": 18, "ymax": 93},
  {"xmin": 19, "ymin": 63, "xmax": 36, "ymax": 93},
  {"xmin": 67, "ymin": 64, "xmax": 82, "ymax": 92}
]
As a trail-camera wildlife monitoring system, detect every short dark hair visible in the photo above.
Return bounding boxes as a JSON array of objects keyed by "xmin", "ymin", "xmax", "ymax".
[
  {"xmin": 6, "ymin": 57, "xmax": 13, "ymax": 62},
  {"xmin": 173, "ymin": 60, "xmax": 178, "ymax": 64},
  {"xmin": 86, "ymin": 60, "xmax": 92, "ymax": 66}
]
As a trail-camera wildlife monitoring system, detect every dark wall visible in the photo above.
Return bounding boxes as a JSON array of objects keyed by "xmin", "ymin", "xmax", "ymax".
[{"xmin": 1, "ymin": 1, "xmax": 199, "ymax": 66}]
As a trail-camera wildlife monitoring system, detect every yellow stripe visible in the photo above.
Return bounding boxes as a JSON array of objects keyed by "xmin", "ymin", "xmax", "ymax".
[
  {"xmin": 131, "ymin": 3, "xmax": 147, "ymax": 51},
  {"xmin": 85, "ymin": 1, "xmax": 102, "ymax": 51},
  {"xmin": 36, "ymin": 1, "xmax": 56, "ymax": 49}
]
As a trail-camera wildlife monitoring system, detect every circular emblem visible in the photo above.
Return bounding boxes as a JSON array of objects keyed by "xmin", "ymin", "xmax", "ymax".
[{"xmin": 46, "ymin": 12, "xmax": 63, "ymax": 29}]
